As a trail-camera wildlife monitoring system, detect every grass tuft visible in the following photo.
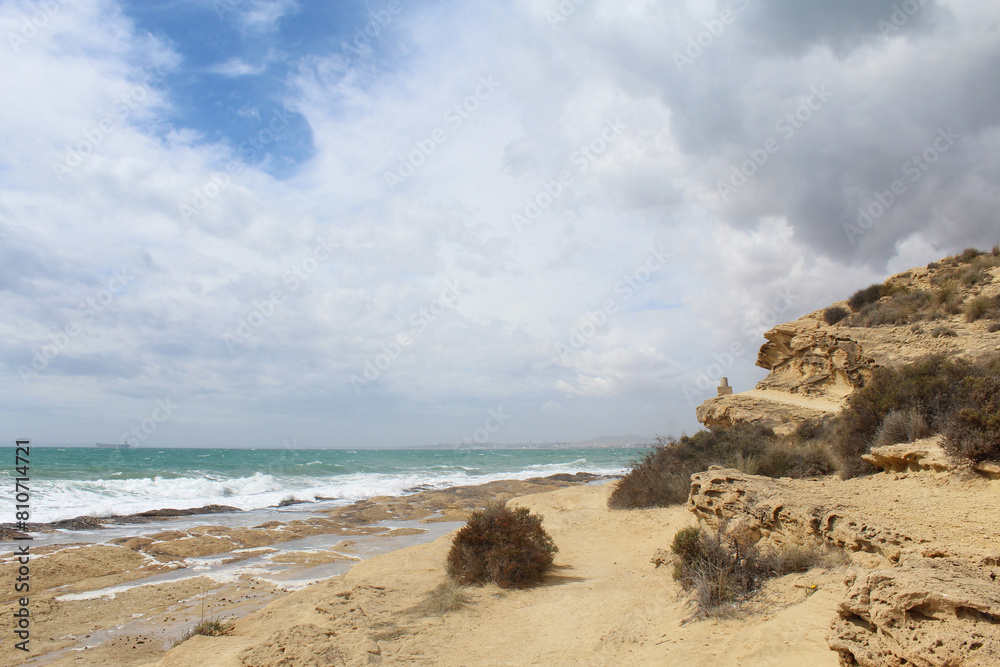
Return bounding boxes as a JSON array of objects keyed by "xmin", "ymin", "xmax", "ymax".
[
  {"xmin": 172, "ymin": 618, "xmax": 234, "ymax": 647},
  {"xmin": 411, "ymin": 580, "xmax": 470, "ymax": 615}
]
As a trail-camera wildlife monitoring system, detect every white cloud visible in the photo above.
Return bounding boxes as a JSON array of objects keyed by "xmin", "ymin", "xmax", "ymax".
[
  {"xmin": 206, "ymin": 58, "xmax": 267, "ymax": 77},
  {"xmin": 0, "ymin": 0, "xmax": 997, "ymax": 446}
]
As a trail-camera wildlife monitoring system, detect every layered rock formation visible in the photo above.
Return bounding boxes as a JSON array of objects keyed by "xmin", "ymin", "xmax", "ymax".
[
  {"xmin": 696, "ymin": 256, "xmax": 1000, "ymax": 434},
  {"xmin": 685, "ymin": 251, "xmax": 1000, "ymax": 665},
  {"xmin": 687, "ymin": 467, "xmax": 1000, "ymax": 666}
]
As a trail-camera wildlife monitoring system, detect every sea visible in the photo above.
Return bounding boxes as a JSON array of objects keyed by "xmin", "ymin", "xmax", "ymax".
[{"xmin": 7, "ymin": 446, "xmax": 646, "ymax": 524}]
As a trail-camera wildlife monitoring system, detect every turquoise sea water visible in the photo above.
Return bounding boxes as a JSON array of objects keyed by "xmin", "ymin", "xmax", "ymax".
[{"xmin": 4, "ymin": 447, "xmax": 645, "ymax": 523}]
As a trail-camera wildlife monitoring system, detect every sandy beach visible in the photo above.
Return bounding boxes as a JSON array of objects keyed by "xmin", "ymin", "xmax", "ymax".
[
  {"xmin": 149, "ymin": 482, "xmax": 846, "ymax": 667},
  {"xmin": 12, "ymin": 452, "xmax": 999, "ymax": 667},
  {"xmin": 1, "ymin": 473, "xmax": 856, "ymax": 667},
  {"xmin": 0, "ymin": 474, "xmax": 616, "ymax": 666}
]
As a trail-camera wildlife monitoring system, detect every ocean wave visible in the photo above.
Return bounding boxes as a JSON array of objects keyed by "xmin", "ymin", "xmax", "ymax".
[{"xmin": 15, "ymin": 455, "xmax": 632, "ymax": 523}]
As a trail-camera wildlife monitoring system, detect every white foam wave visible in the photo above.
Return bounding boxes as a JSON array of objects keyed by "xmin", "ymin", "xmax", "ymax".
[{"xmin": 18, "ymin": 460, "xmax": 629, "ymax": 523}]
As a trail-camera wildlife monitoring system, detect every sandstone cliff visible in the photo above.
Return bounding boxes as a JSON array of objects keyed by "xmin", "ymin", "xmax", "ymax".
[
  {"xmin": 696, "ymin": 254, "xmax": 1000, "ymax": 433},
  {"xmin": 684, "ymin": 249, "xmax": 1000, "ymax": 666}
]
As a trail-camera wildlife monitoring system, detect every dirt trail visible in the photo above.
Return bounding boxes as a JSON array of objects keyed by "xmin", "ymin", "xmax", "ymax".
[{"xmin": 743, "ymin": 389, "xmax": 844, "ymax": 413}]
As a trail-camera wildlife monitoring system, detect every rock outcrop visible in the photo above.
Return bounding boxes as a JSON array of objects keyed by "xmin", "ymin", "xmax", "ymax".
[
  {"xmin": 685, "ymin": 251, "xmax": 1000, "ymax": 665},
  {"xmin": 697, "ymin": 255, "xmax": 1000, "ymax": 433},
  {"xmin": 861, "ymin": 436, "xmax": 956, "ymax": 474},
  {"xmin": 829, "ymin": 561, "xmax": 1000, "ymax": 667},
  {"xmin": 686, "ymin": 467, "xmax": 1000, "ymax": 666},
  {"xmin": 687, "ymin": 468, "xmax": 914, "ymax": 564},
  {"xmin": 696, "ymin": 310, "xmax": 874, "ymax": 433}
]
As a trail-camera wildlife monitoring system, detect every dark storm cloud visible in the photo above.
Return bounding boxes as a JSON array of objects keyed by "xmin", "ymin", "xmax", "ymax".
[{"xmin": 737, "ymin": 0, "xmax": 946, "ymax": 57}]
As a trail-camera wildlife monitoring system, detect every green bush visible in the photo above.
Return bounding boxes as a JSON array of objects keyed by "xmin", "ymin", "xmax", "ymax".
[
  {"xmin": 847, "ymin": 283, "xmax": 886, "ymax": 311},
  {"xmin": 941, "ymin": 355, "xmax": 1000, "ymax": 463},
  {"xmin": 608, "ymin": 424, "xmax": 834, "ymax": 509},
  {"xmin": 830, "ymin": 355, "xmax": 965, "ymax": 477},
  {"xmin": 824, "ymin": 306, "xmax": 850, "ymax": 325},
  {"xmin": 832, "ymin": 354, "xmax": 1000, "ymax": 475},
  {"xmin": 446, "ymin": 503, "xmax": 557, "ymax": 588}
]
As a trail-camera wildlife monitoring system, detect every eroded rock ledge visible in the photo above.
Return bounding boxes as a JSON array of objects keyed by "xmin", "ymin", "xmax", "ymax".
[
  {"xmin": 686, "ymin": 468, "xmax": 1000, "ymax": 666},
  {"xmin": 697, "ymin": 314, "xmax": 871, "ymax": 433}
]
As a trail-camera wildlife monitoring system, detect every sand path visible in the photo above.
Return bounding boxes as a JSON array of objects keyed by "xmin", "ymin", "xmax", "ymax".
[{"xmin": 742, "ymin": 388, "xmax": 844, "ymax": 413}]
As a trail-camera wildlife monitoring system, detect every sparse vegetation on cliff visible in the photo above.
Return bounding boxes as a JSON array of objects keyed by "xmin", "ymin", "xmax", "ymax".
[
  {"xmin": 823, "ymin": 305, "xmax": 849, "ymax": 325},
  {"xmin": 842, "ymin": 247, "xmax": 999, "ymax": 328},
  {"xmin": 830, "ymin": 353, "xmax": 1000, "ymax": 476},
  {"xmin": 608, "ymin": 424, "xmax": 834, "ymax": 509},
  {"xmin": 847, "ymin": 283, "xmax": 886, "ymax": 312},
  {"xmin": 446, "ymin": 503, "xmax": 557, "ymax": 589}
]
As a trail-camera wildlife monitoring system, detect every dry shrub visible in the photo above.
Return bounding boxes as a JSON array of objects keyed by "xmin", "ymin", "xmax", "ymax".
[
  {"xmin": 847, "ymin": 290, "xmax": 938, "ymax": 327},
  {"xmin": 757, "ymin": 440, "xmax": 835, "ymax": 478},
  {"xmin": 607, "ymin": 438, "xmax": 700, "ymax": 509},
  {"xmin": 670, "ymin": 526, "xmax": 839, "ymax": 617},
  {"xmin": 965, "ymin": 295, "xmax": 1000, "ymax": 322},
  {"xmin": 988, "ymin": 322, "xmax": 1000, "ymax": 333},
  {"xmin": 609, "ymin": 424, "xmax": 834, "ymax": 509},
  {"xmin": 832, "ymin": 354, "xmax": 1000, "ymax": 474},
  {"xmin": 931, "ymin": 326, "xmax": 957, "ymax": 338},
  {"xmin": 933, "ymin": 281, "xmax": 961, "ymax": 310},
  {"xmin": 824, "ymin": 306, "xmax": 850, "ymax": 325},
  {"xmin": 847, "ymin": 283, "xmax": 886, "ymax": 311},
  {"xmin": 960, "ymin": 247, "xmax": 982, "ymax": 262},
  {"xmin": 174, "ymin": 618, "xmax": 234, "ymax": 646},
  {"xmin": 192, "ymin": 619, "xmax": 233, "ymax": 636},
  {"xmin": 446, "ymin": 503, "xmax": 557, "ymax": 589},
  {"xmin": 874, "ymin": 408, "xmax": 932, "ymax": 447}
]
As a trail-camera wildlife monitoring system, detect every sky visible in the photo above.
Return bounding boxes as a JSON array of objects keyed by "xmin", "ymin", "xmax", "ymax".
[{"xmin": 0, "ymin": 0, "xmax": 998, "ymax": 448}]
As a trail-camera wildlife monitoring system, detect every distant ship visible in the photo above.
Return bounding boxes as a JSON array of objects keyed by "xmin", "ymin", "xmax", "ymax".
[{"xmin": 95, "ymin": 441, "xmax": 131, "ymax": 449}]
